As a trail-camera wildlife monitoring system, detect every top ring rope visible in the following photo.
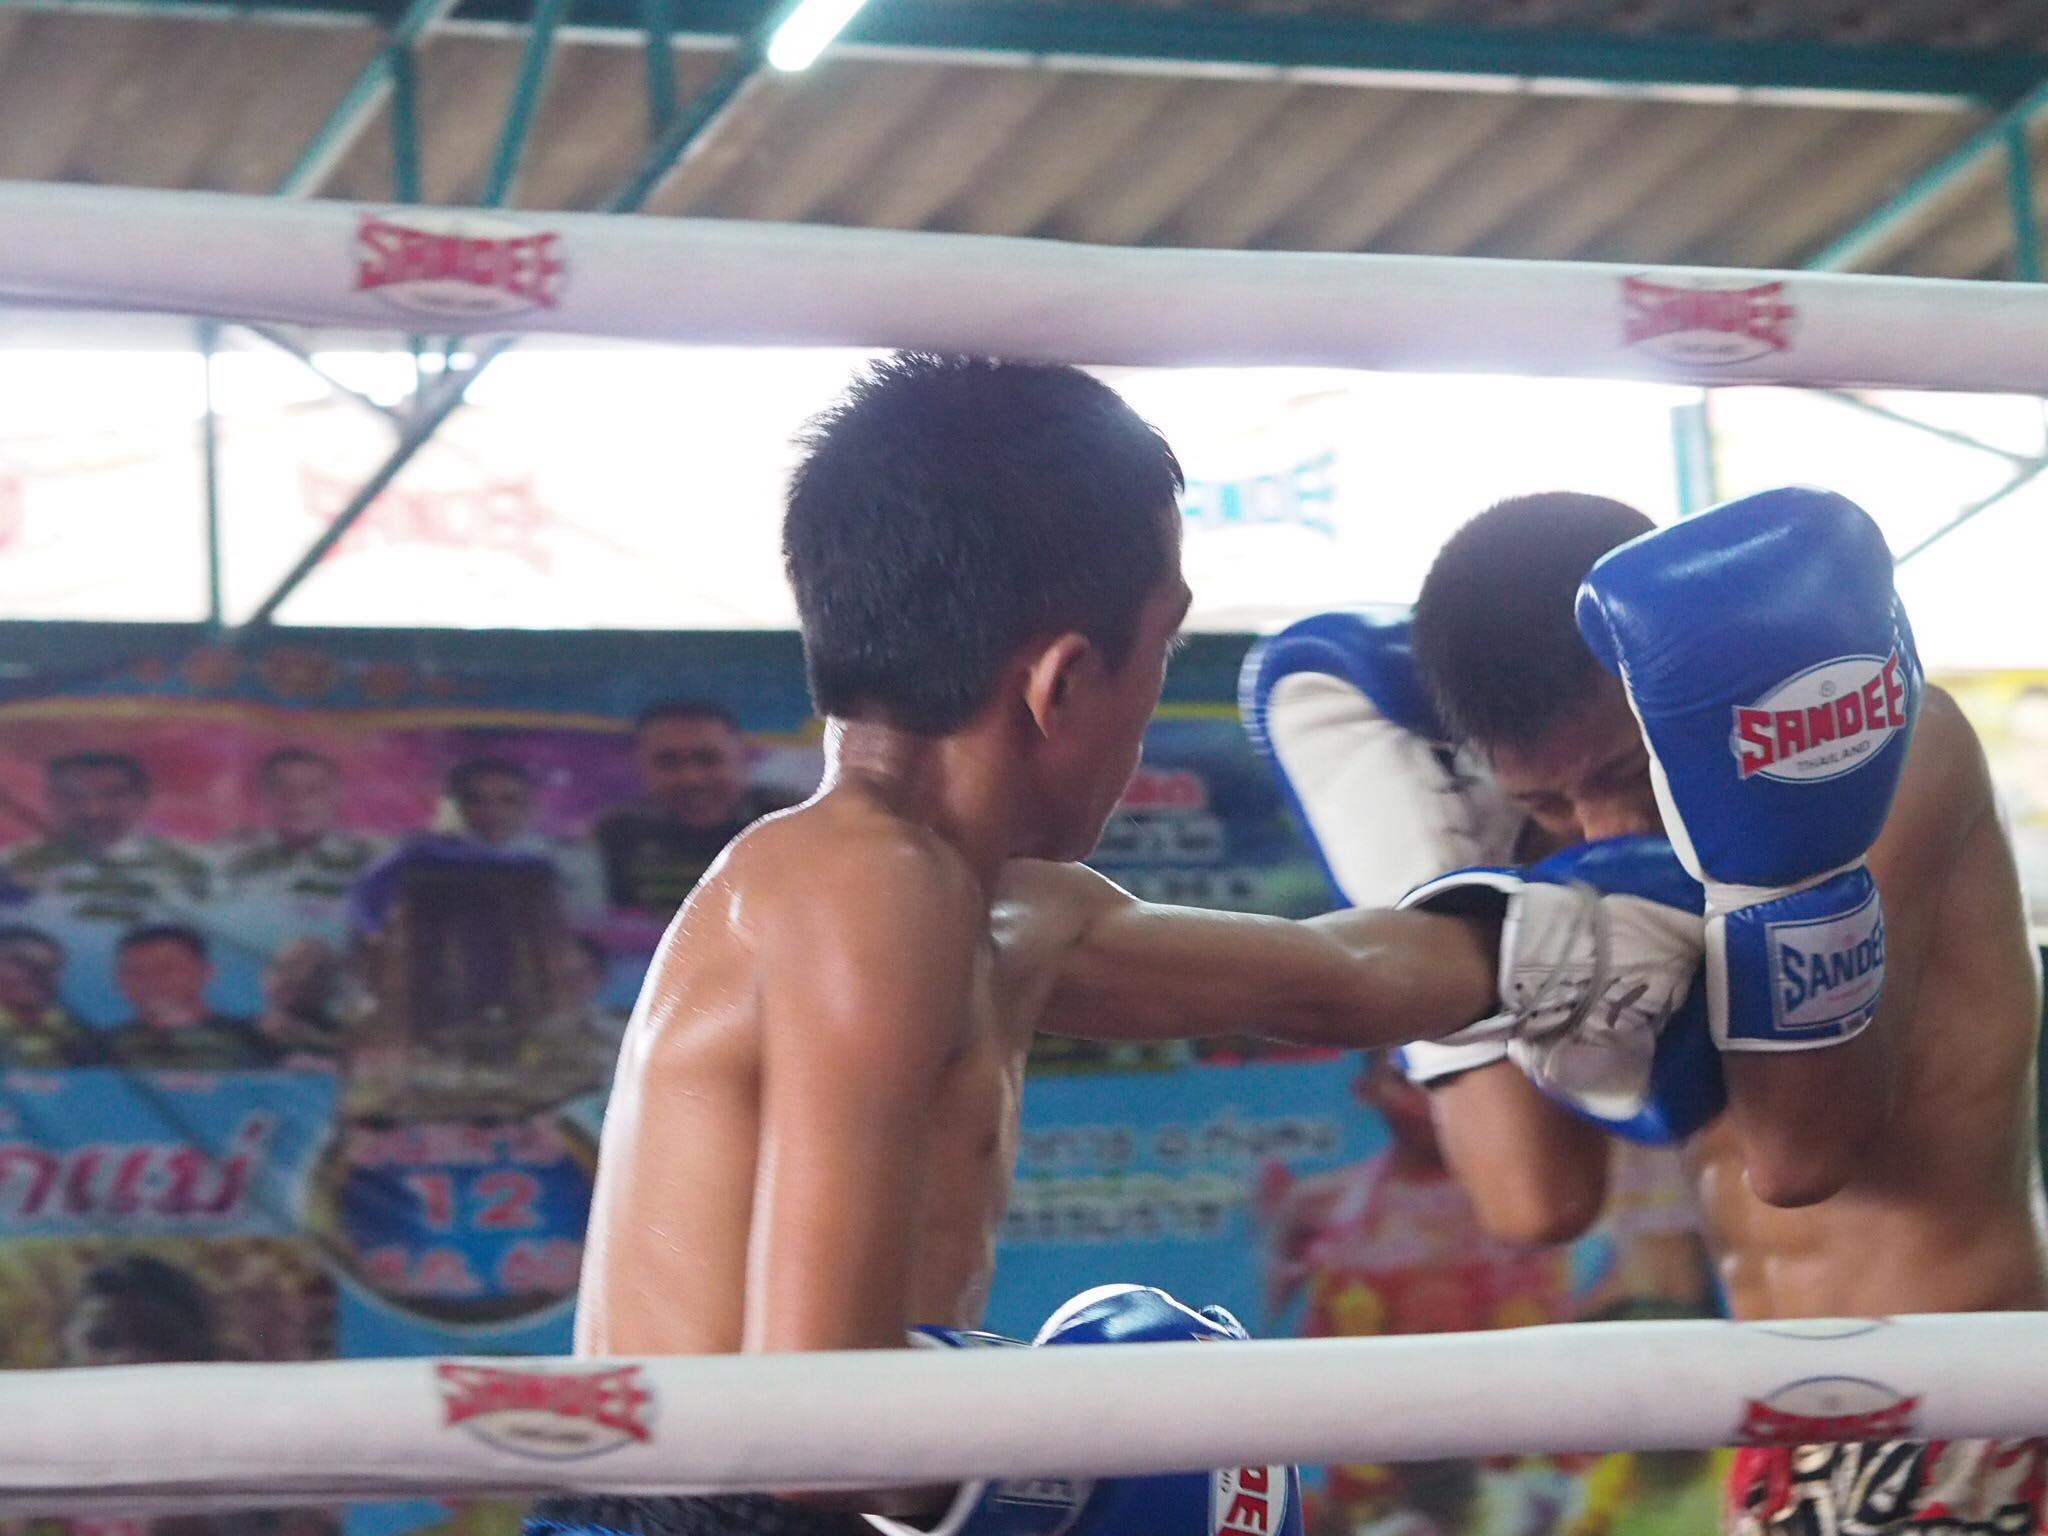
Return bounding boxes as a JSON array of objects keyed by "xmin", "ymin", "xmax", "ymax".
[
  {"xmin": 2, "ymin": 181, "xmax": 2047, "ymax": 390},
  {"xmin": 1, "ymin": 1314, "xmax": 2045, "ymax": 1515}
]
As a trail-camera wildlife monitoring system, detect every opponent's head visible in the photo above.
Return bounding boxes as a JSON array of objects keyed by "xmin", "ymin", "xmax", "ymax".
[
  {"xmin": 1413, "ymin": 493, "xmax": 1657, "ymax": 845},
  {"xmin": 786, "ymin": 353, "xmax": 1188, "ymax": 860}
]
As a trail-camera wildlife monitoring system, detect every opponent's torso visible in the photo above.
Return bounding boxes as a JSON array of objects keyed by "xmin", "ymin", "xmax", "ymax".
[
  {"xmin": 575, "ymin": 806, "xmax": 1057, "ymax": 1358},
  {"xmin": 1691, "ymin": 806, "xmax": 2048, "ymax": 1319}
]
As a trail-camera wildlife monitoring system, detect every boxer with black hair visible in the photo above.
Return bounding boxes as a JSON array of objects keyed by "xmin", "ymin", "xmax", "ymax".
[
  {"xmin": 1249, "ymin": 487, "xmax": 2047, "ymax": 1536},
  {"xmin": 533, "ymin": 356, "xmax": 1710, "ymax": 1536}
]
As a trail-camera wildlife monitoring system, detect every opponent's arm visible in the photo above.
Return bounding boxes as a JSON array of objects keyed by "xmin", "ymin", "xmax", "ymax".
[
  {"xmin": 745, "ymin": 834, "xmax": 980, "ymax": 1356},
  {"xmin": 1428, "ymin": 1063, "xmax": 1613, "ymax": 1244},
  {"xmin": 1721, "ymin": 688, "xmax": 1983, "ymax": 1205},
  {"xmin": 1578, "ymin": 486, "xmax": 1924, "ymax": 1208}
]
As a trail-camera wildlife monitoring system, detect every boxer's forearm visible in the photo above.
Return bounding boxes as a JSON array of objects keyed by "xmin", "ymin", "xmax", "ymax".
[
  {"xmin": 1429, "ymin": 1064, "xmax": 1611, "ymax": 1245},
  {"xmin": 1043, "ymin": 895, "xmax": 1499, "ymax": 1047},
  {"xmin": 1290, "ymin": 906, "xmax": 1501, "ymax": 1047}
]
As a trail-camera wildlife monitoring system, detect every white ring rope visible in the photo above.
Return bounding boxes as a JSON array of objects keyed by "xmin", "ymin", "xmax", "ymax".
[
  {"xmin": 4, "ymin": 181, "xmax": 2048, "ymax": 390},
  {"xmin": 1, "ymin": 1315, "xmax": 2044, "ymax": 1515}
]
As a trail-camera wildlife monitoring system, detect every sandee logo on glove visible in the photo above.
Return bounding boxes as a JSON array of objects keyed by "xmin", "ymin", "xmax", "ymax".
[
  {"xmin": 1211, "ymin": 1464, "xmax": 1288, "ymax": 1536},
  {"xmin": 1771, "ymin": 891, "xmax": 1885, "ymax": 1037},
  {"xmin": 1731, "ymin": 650, "xmax": 1910, "ymax": 783}
]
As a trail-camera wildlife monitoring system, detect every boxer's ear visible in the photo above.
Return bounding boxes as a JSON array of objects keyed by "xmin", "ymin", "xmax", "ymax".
[{"xmin": 1018, "ymin": 631, "xmax": 1100, "ymax": 739}]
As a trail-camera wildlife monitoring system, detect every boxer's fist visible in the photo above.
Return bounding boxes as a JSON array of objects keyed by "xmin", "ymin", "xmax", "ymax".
[
  {"xmin": 1576, "ymin": 487, "xmax": 1920, "ymax": 1051},
  {"xmin": 1397, "ymin": 837, "xmax": 1721, "ymax": 1141}
]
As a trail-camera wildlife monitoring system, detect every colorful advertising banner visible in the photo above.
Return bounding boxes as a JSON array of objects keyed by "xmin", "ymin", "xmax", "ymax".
[{"xmin": 0, "ymin": 624, "xmax": 1743, "ymax": 1536}]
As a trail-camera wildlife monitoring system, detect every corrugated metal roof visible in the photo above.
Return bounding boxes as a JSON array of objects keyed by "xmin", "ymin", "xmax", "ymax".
[{"xmin": 0, "ymin": 1, "xmax": 2040, "ymax": 280}]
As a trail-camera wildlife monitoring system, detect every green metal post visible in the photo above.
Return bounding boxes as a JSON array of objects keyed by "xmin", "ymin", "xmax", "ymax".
[
  {"xmin": 277, "ymin": 0, "xmax": 459, "ymax": 198},
  {"xmin": 603, "ymin": 45, "xmax": 767, "ymax": 213},
  {"xmin": 389, "ymin": 43, "xmax": 422, "ymax": 203},
  {"xmin": 245, "ymin": 324, "xmax": 404, "ymax": 425},
  {"xmin": 1896, "ymin": 457, "xmax": 2048, "ymax": 566},
  {"xmin": 1817, "ymin": 390, "xmax": 2036, "ymax": 466},
  {"xmin": 642, "ymin": 0, "xmax": 680, "ymax": 136},
  {"xmin": 241, "ymin": 346, "xmax": 506, "ymax": 628},
  {"xmin": 386, "ymin": 43, "xmax": 431, "ymax": 399},
  {"xmin": 1810, "ymin": 75, "xmax": 2048, "ymax": 272},
  {"xmin": 2006, "ymin": 120, "xmax": 2043, "ymax": 282},
  {"xmin": 483, "ymin": 0, "xmax": 572, "ymax": 207},
  {"xmin": 1670, "ymin": 394, "xmax": 1718, "ymax": 517},
  {"xmin": 199, "ymin": 320, "xmax": 224, "ymax": 629}
]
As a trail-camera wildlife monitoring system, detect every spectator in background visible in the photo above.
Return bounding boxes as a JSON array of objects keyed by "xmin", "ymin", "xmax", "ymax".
[
  {"xmin": 216, "ymin": 747, "xmax": 381, "ymax": 947},
  {"xmin": 104, "ymin": 925, "xmax": 278, "ymax": 1071},
  {"xmin": 4, "ymin": 752, "xmax": 208, "ymax": 927},
  {"xmin": 0, "ymin": 924, "xmax": 98, "ymax": 1067},
  {"xmin": 255, "ymin": 935, "xmax": 350, "ymax": 1064},
  {"xmin": 594, "ymin": 701, "xmax": 800, "ymax": 914},
  {"xmin": 1261, "ymin": 1053, "xmax": 1575, "ymax": 1536},
  {"xmin": 60, "ymin": 1253, "xmax": 219, "ymax": 1367},
  {"xmin": 444, "ymin": 757, "xmax": 606, "ymax": 927}
]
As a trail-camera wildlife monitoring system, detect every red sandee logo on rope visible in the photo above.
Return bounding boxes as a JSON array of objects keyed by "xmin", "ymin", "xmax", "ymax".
[
  {"xmin": 1622, "ymin": 276, "xmax": 1797, "ymax": 365},
  {"xmin": 355, "ymin": 213, "xmax": 566, "ymax": 319},
  {"xmin": 1736, "ymin": 1376, "xmax": 1921, "ymax": 1446},
  {"xmin": 439, "ymin": 1362, "xmax": 652, "ymax": 1459}
]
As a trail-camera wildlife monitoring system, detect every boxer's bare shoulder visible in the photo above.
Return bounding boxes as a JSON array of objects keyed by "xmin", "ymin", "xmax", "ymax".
[{"xmin": 577, "ymin": 789, "xmax": 1023, "ymax": 1360}]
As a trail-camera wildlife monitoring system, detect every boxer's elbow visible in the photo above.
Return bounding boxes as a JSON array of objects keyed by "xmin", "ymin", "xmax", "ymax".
[
  {"xmin": 1725, "ymin": 1045, "xmax": 1888, "ymax": 1209},
  {"xmin": 1740, "ymin": 1134, "xmax": 1861, "ymax": 1209},
  {"xmin": 1433, "ymin": 1072, "xmax": 1611, "ymax": 1246},
  {"xmin": 1471, "ymin": 1171, "xmax": 1606, "ymax": 1247},
  {"xmin": 1452, "ymin": 1123, "xmax": 1608, "ymax": 1243}
]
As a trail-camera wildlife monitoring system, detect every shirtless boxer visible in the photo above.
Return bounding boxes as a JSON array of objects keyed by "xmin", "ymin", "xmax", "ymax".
[
  {"xmin": 530, "ymin": 357, "xmax": 1713, "ymax": 1536},
  {"xmin": 1249, "ymin": 488, "xmax": 2048, "ymax": 1536}
]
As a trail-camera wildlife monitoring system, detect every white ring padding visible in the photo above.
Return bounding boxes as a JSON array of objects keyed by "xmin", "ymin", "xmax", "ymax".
[
  {"xmin": 3, "ymin": 181, "xmax": 2048, "ymax": 390},
  {"xmin": 1, "ymin": 1314, "xmax": 2045, "ymax": 1515}
]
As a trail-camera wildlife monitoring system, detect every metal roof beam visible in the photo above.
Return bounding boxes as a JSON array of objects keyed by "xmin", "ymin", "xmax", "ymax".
[
  {"xmin": 1808, "ymin": 75, "xmax": 2048, "ymax": 271},
  {"xmin": 240, "ymin": 35, "xmax": 772, "ymax": 627},
  {"xmin": 274, "ymin": 0, "xmax": 463, "ymax": 197},
  {"xmin": 21, "ymin": 0, "xmax": 2048, "ymax": 108}
]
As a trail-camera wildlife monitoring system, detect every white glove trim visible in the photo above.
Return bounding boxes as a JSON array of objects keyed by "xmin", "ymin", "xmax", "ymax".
[
  {"xmin": 1266, "ymin": 671, "xmax": 1523, "ymax": 910},
  {"xmin": 1399, "ymin": 1036, "xmax": 1512, "ymax": 1085}
]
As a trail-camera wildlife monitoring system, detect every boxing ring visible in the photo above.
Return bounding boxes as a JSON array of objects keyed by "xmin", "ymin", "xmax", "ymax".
[{"xmin": 3, "ymin": 178, "xmax": 2048, "ymax": 1516}]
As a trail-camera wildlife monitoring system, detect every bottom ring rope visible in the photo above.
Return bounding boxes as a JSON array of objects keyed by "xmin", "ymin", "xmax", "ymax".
[{"xmin": 2, "ymin": 1314, "xmax": 2044, "ymax": 1515}]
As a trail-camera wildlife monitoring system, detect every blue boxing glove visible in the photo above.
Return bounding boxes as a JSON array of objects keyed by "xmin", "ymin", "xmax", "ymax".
[
  {"xmin": 869, "ymin": 1287, "xmax": 1302, "ymax": 1536},
  {"xmin": 1038, "ymin": 1286, "xmax": 1302, "ymax": 1536},
  {"xmin": 1576, "ymin": 487, "xmax": 1920, "ymax": 1052},
  {"xmin": 1399, "ymin": 837, "xmax": 1722, "ymax": 1142},
  {"xmin": 864, "ymin": 1327, "xmax": 1088, "ymax": 1536},
  {"xmin": 1242, "ymin": 611, "xmax": 1526, "ymax": 1088}
]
